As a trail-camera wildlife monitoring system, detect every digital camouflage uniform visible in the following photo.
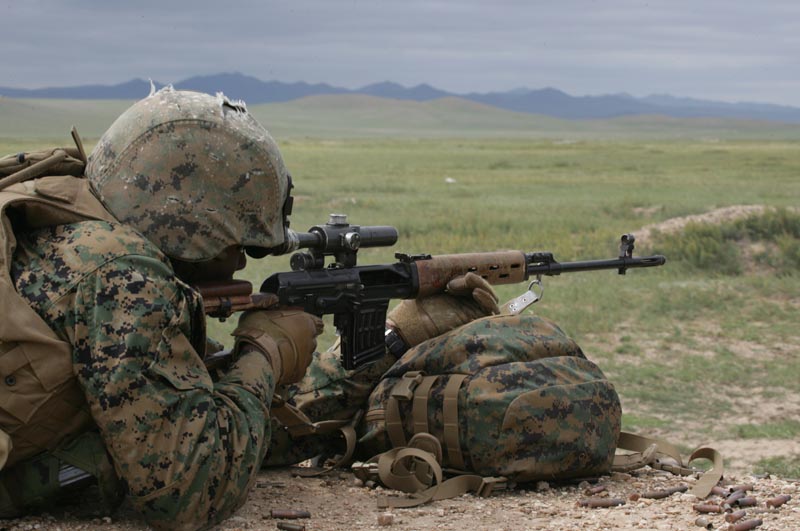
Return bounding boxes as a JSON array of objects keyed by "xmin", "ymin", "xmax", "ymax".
[{"xmin": 10, "ymin": 219, "xmax": 276, "ymax": 531}]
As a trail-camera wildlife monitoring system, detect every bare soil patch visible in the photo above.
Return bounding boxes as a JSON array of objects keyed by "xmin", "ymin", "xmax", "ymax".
[
  {"xmin": 635, "ymin": 205, "xmax": 770, "ymax": 247},
  {"xmin": 2, "ymin": 468, "xmax": 798, "ymax": 531}
]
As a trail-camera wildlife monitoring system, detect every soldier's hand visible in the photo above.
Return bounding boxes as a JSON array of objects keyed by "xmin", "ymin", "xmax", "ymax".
[
  {"xmin": 386, "ymin": 272, "xmax": 499, "ymax": 350},
  {"xmin": 233, "ymin": 310, "xmax": 324, "ymax": 384}
]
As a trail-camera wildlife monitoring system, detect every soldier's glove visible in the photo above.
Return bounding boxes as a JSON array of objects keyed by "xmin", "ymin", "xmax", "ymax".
[
  {"xmin": 386, "ymin": 272, "xmax": 499, "ymax": 349},
  {"xmin": 233, "ymin": 310, "xmax": 324, "ymax": 385}
]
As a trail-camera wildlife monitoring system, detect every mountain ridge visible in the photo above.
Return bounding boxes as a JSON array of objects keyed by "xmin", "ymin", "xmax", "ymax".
[{"xmin": 3, "ymin": 72, "xmax": 800, "ymax": 123}]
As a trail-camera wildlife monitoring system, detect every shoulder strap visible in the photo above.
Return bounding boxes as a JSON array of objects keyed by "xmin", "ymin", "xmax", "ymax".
[
  {"xmin": 614, "ymin": 431, "xmax": 723, "ymax": 498},
  {"xmin": 0, "ymin": 128, "xmax": 88, "ymax": 190}
]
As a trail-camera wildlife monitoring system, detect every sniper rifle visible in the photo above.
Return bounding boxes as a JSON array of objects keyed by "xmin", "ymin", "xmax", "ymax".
[{"xmin": 198, "ymin": 214, "xmax": 665, "ymax": 370}]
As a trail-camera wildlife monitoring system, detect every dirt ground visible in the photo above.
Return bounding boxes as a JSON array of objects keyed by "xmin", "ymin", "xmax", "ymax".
[{"xmin": 1, "ymin": 466, "xmax": 797, "ymax": 531}]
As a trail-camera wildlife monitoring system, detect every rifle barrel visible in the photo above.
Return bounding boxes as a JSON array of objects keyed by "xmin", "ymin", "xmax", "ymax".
[{"xmin": 527, "ymin": 255, "xmax": 666, "ymax": 276}]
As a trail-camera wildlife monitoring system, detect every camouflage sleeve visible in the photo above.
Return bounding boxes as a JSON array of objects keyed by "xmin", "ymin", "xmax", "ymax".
[{"xmin": 69, "ymin": 253, "xmax": 276, "ymax": 531}]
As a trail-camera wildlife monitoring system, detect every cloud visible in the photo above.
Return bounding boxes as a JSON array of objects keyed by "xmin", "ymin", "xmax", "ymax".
[{"xmin": 1, "ymin": 0, "xmax": 799, "ymax": 105}]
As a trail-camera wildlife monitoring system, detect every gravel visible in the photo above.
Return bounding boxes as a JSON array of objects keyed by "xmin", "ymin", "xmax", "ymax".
[{"xmin": 1, "ymin": 466, "xmax": 797, "ymax": 531}]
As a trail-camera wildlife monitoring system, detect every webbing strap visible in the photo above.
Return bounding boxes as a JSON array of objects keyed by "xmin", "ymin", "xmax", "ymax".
[
  {"xmin": 612, "ymin": 441, "xmax": 658, "ymax": 472},
  {"xmin": 385, "ymin": 396, "xmax": 407, "ymax": 448},
  {"xmin": 615, "ymin": 431, "xmax": 684, "ymax": 467},
  {"xmin": 271, "ymin": 400, "xmax": 319, "ymax": 437},
  {"xmin": 0, "ymin": 150, "xmax": 68, "ymax": 192},
  {"xmin": 614, "ymin": 431, "xmax": 723, "ymax": 498},
  {"xmin": 688, "ymin": 447, "xmax": 724, "ymax": 498},
  {"xmin": 443, "ymin": 374, "xmax": 468, "ymax": 470},
  {"xmin": 270, "ymin": 398, "xmax": 349, "ymax": 439},
  {"xmin": 374, "ymin": 445, "xmax": 508, "ymax": 508},
  {"xmin": 386, "ymin": 371, "xmax": 425, "ymax": 448},
  {"xmin": 378, "ymin": 447, "xmax": 439, "ymax": 494},
  {"xmin": 412, "ymin": 376, "xmax": 438, "ymax": 435}
]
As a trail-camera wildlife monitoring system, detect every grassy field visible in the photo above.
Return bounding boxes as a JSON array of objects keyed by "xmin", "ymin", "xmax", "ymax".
[{"xmin": 1, "ymin": 101, "xmax": 799, "ymax": 476}]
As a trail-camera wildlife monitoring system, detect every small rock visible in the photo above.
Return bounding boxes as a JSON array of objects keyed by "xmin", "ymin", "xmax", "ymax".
[
  {"xmin": 377, "ymin": 512, "xmax": 394, "ymax": 526},
  {"xmin": 536, "ymin": 481, "xmax": 550, "ymax": 492}
]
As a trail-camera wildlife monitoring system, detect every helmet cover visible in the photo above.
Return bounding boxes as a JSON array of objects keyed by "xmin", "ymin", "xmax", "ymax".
[{"xmin": 86, "ymin": 88, "xmax": 289, "ymax": 262}]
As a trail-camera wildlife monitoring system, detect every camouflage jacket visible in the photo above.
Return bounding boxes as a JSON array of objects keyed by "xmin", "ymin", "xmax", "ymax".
[{"xmin": 10, "ymin": 219, "xmax": 276, "ymax": 531}]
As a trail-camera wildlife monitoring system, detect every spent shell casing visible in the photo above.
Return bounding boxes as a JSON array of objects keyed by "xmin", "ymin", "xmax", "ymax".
[
  {"xmin": 711, "ymin": 486, "xmax": 729, "ymax": 496},
  {"xmin": 725, "ymin": 509, "xmax": 747, "ymax": 523},
  {"xmin": 578, "ymin": 497, "xmax": 625, "ymax": 508},
  {"xmin": 725, "ymin": 489, "xmax": 747, "ymax": 505},
  {"xmin": 693, "ymin": 503, "xmax": 724, "ymax": 514},
  {"xmin": 727, "ymin": 518, "xmax": 762, "ymax": 531},
  {"xmin": 766, "ymin": 494, "xmax": 791, "ymax": 508},
  {"xmin": 642, "ymin": 485, "xmax": 689, "ymax": 499},
  {"xmin": 271, "ymin": 509, "xmax": 311, "ymax": 519},
  {"xmin": 733, "ymin": 497, "xmax": 757, "ymax": 508},
  {"xmin": 694, "ymin": 516, "xmax": 713, "ymax": 529},
  {"xmin": 728, "ymin": 484, "xmax": 754, "ymax": 493},
  {"xmin": 277, "ymin": 523, "xmax": 306, "ymax": 531},
  {"xmin": 586, "ymin": 485, "xmax": 608, "ymax": 495}
]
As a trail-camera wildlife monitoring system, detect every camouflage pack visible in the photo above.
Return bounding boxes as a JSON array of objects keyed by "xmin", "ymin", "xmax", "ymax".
[
  {"xmin": 0, "ymin": 136, "xmax": 122, "ymax": 516},
  {"xmin": 355, "ymin": 314, "xmax": 621, "ymax": 506}
]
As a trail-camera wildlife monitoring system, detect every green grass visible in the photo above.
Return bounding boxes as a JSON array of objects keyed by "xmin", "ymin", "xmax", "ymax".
[
  {"xmin": 2, "ymin": 118, "xmax": 799, "ymax": 474},
  {"xmin": 754, "ymin": 456, "xmax": 800, "ymax": 478},
  {"xmin": 652, "ymin": 209, "xmax": 800, "ymax": 275},
  {"xmin": 734, "ymin": 421, "xmax": 800, "ymax": 439}
]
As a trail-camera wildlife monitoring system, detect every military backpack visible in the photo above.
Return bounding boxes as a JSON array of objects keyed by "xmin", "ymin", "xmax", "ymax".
[
  {"xmin": 352, "ymin": 314, "xmax": 622, "ymax": 507},
  {"xmin": 0, "ymin": 130, "xmax": 123, "ymax": 516}
]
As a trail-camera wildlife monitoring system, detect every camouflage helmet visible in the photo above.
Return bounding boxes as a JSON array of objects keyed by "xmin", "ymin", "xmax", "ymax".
[{"xmin": 86, "ymin": 88, "xmax": 291, "ymax": 262}]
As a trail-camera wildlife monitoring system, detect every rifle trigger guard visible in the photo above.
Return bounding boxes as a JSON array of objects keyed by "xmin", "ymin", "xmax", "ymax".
[{"xmin": 500, "ymin": 278, "xmax": 544, "ymax": 316}]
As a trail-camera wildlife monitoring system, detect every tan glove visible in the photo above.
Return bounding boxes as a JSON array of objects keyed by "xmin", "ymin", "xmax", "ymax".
[
  {"xmin": 233, "ymin": 310, "xmax": 324, "ymax": 385},
  {"xmin": 386, "ymin": 272, "xmax": 499, "ymax": 349}
]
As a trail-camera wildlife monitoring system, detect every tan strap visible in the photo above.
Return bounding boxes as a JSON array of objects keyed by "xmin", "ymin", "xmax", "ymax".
[
  {"xmin": 688, "ymin": 447, "xmax": 724, "ymax": 498},
  {"xmin": 615, "ymin": 432, "xmax": 723, "ymax": 498},
  {"xmin": 270, "ymin": 390, "xmax": 351, "ymax": 439},
  {"xmin": 386, "ymin": 371, "xmax": 425, "ymax": 448},
  {"xmin": 385, "ymin": 396, "xmax": 407, "ymax": 448},
  {"xmin": 0, "ymin": 150, "xmax": 69, "ymax": 192},
  {"xmin": 271, "ymin": 400, "xmax": 320, "ymax": 437},
  {"xmin": 612, "ymin": 442, "xmax": 658, "ymax": 473},
  {"xmin": 406, "ymin": 433, "xmax": 441, "ymax": 488},
  {"xmin": 378, "ymin": 447, "xmax": 439, "ymax": 494},
  {"xmin": 412, "ymin": 376, "xmax": 438, "ymax": 435},
  {"xmin": 375, "ymin": 445, "xmax": 507, "ymax": 508},
  {"xmin": 443, "ymin": 374, "xmax": 468, "ymax": 470},
  {"xmin": 615, "ymin": 431, "xmax": 685, "ymax": 467},
  {"xmin": 391, "ymin": 371, "xmax": 424, "ymax": 401}
]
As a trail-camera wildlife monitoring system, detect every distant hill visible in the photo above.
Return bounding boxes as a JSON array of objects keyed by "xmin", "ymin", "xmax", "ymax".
[
  {"xmin": 3, "ymin": 73, "xmax": 800, "ymax": 123},
  {"xmin": 4, "ymin": 94, "xmax": 800, "ymax": 141}
]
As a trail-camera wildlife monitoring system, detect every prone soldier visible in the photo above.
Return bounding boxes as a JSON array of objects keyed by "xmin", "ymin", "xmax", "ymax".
[{"xmin": 0, "ymin": 89, "xmax": 497, "ymax": 529}]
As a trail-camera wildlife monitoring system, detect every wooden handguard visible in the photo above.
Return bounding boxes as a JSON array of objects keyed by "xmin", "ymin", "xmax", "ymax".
[
  {"xmin": 414, "ymin": 251, "xmax": 528, "ymax": 298},
  {"xmin": 197, "ymin": 280, "xmax": 279, "ymax": 317}
]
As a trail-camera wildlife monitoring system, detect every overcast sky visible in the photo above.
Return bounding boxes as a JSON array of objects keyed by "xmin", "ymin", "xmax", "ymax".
[{"xmin": 2, "ymin": 0, "xmax": 800, "ymax": 106}]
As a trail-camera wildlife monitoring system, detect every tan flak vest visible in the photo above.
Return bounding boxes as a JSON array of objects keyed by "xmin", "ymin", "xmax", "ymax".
[{"xmin": 0, "ymin": 174, "xmax": 116, "ymax": 468}]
